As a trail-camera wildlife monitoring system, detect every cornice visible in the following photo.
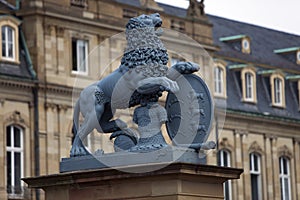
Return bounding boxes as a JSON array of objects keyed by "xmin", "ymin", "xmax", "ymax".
[{"xmin": 0, "ymin": 78, "xmax": 35, "ymax": 90}]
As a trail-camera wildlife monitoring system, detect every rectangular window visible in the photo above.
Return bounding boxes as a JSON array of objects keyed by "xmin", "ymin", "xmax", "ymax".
[
  {"xmin": 2, "ymin": 25, "xmax": 15, "ymax": 60},
  {"xmin": 6, "ymin": 125, "xmax": 23, "ymax": 197},
  {"xmin": 279, "ymin": 157, "xmax": 291, "ymax": 200},
  {"xmin": 214, "ymin": 67, "xmax": 224, "ymax": 95},
  {"xmin": 72, "ymin": 39, "xmax": 88, "ymax": 74},
  {"xmin": 218, "ymin": 150, "xmax": 232, "ymax": 200},
  {"xmin": 250, "ymin": 153, "xmax": 262, "ymax": 200},
  {"xmin": 123, "ymin": 9, "xmax": 138, "ymax": 19},
  {"xmin": 245, "ymin": 73, "xmax": 254, "ymax": 100},
  {"xmin": 71, "ymin": 0, "xmax": 88, "ymax": 8},
  {"xmin": 274, "ymin": 78, "xmax": 282, "ymax": 105}
]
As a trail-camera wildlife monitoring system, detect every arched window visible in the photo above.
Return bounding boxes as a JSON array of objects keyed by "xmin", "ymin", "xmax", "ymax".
[
  {"xmin": 241, "ymin": 68, "xmax": 256, "ymax": 102},
  {"xmin": 2, "ymin": 25, "xmax": 15, "ymax": 60},
  {"xmin": 245, "ymin": 72, "xmax": 254, "ymax": 100},
  {"xmin": 218, "ymin": 149, "xmax": 232, "ymax": 200},
  {"xmin": 6, "ymin": 125, "xmax": 24, "ymax": 197},
  {"xmin": 250, "ymin": 153, "xmax": 262, "ymax": 200},
  {"xmin": 274, "ymin": 78, "xmax": 283, "ymax": 104},
  {"xmin": 270, "ymin": 74, "xmax": 285, "ymax": 107},
  {"xmin": 214, "ymin": 62, "xmax": 226, "ymax": 98},
  {"xmin": 279, "ymin": 156, "xmax": 291, "ymax": 200}
]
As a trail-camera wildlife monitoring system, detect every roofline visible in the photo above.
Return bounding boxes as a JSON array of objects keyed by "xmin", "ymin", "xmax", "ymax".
[{"xmin": 226, "ymin": 109, "xmax": 300, "ymax": 124}]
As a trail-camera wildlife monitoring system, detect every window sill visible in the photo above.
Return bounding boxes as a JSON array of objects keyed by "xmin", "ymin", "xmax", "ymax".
[
  {"xmin": 0, "ymin": 58, "xmax": 20, "ymax": 65},
  {"xmin": 71, "ymin": 70, "xmax": 88, "ymax": 77},
  {"xmin": 242, "ymin": 99, "xmax": 257, "ymax": 104},
  {"xmin": 272, "ymin": 103, "xmax": 286, "ymax": 109},
  {"xmin": 214, "ymin": 93, "xmax": 227, "ymax": 99}
]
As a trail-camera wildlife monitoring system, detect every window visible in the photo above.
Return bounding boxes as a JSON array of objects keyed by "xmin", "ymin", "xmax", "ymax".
[
  {"xmin": 242, "ymin": 38, "xmax": 251, "ymax": 54},
  {"xmin": 250, "ymin": 153, "xmax": 262, "ymax": 200},
  {"xmin": 297, "ymin": 50, "xmax": 300, "ymax": 65},
  {"xmin": 241, "ymin": 68, "xmax": 256, "ymax": 102},
  {"xmin": 218, "ymin": 150, "xmax": 232, "ymax": 200},
  {"xmin": 6, "ymin": 125, "xmax": 24, "ymax": 197},
  {"xmin": 270, "ymin": 74, "xmax": 285, "ymax": 107},
  {"xmin": 274, "ymin": 78, "xmax": 282, "ymax": 104},
  {"xmin": 214, "ymin": 66, "xmax": 225, "ymax": 96},
  {"xmin": 123, "ymin": 9, "xmax": 138, "ymax": 19},
  {"xmin": 279, "ymin": 157, "xmax": 291, "ymax": 200},
  {"xmin": 245, "ymin": 73, "xmax": 253, "ymax": 99},
  {"xmin": 2, "ymin": 25, "xmax": 15, "ymax": 60},
  {"xmin": 72, "ymin": 39, "xmax": 88, "ymax": 74},
  {"xmin": 71, "ymin": 0, "xmax": 88, "ymax": 8}
]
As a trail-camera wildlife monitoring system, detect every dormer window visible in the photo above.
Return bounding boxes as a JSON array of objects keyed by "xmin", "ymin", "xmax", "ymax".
[
  {"xmin": 274, "ymin": 47, "xmax": 300, "ymax": 65},
  {"xmin": 2, "ymin": 25, "xmax": 15, "ymax": 60},
  {"xmin": 297, "ymin": 50, "xmax": 300, "ymax": 65},
  {"xmin": 241, "ymin": 67, "xmax": 256, "ymax": 103},
  {"xmin": 270, "ymin": 74, "xmax": 285, "ymax": 107},
  {"xmin": 219, "ymin": 35, "xmax": 251, "ymax": 54},
  {"xmin": 242, "ymin": 38, "xmax": 251, "ymax": 54},
  {"xmin": 0, "ymin": 15, "xmax": 21, "ymax": 63},
  {"xmin": 214, "ymin": 60, "xmax": 227, "ymax": 98}
]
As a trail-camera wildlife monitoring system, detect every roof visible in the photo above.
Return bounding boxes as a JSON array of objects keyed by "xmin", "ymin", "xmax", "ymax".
[
  {"xmin": 208, "ymin": 15, "xmax": 300, "ymax": 72},
  {"xmin": 0, "ymin": 15, "xmax": 34, "ymax": 80},
  {"xmin": 223, "ymin": 67, "xmax": 300, "ymax": 122}
]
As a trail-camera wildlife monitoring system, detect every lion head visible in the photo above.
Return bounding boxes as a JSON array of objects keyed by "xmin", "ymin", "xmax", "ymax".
[
  {"xmin": 126, "ymin": 13, "xmax": 162, "ymax": 30},
  {"xmin": 120, "ymin": 13, "xmax": 169, "ymax": 77}
]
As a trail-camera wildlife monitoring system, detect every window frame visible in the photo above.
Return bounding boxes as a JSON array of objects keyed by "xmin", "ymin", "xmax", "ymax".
[
  {"xmin": 241, "ymin": 37, "xmax": 251, "ymax": 54},
  {"xmin": 279, "ymin": 156, "xmax": 291, "ymax": 200},
  {"xmin": 2, "ymin": 25, "xmax": 15, "ymax": 61},
  {"xmin": 249, "ymin": 153, "xmax": 262, "ymax": 200},
  {"xmin": 270, "ymin": 74, "xmax": 285, "ymax": 107},
  {"xmin": 0, "ymin": 16, "xmax": 21, "ymax": 63},
  {"xmin": 71, "ymin": 38, "xmax": 89, "ymax": 75},
  {"xmin": 241, "ymin": 68, "xmax": 257, "ymax": 103},
  {"xmin": 298, "ymin": 80, "xmax": 300, "ymax": 110},
  {"xmin": 214, "ymin": 62, "xmax": 227, "ymax": 98},
  {"xmin": 6, "ymin": 125, "xmax": 24, "ymax": 198},
  {"xmin": 218, "ymin": 149, "xmax": 232, "ymax": 200}
]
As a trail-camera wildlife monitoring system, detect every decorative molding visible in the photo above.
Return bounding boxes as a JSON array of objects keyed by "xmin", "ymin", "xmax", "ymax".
[
  {"xmin": 248, "ymin": 141, "xmax": 264, "ymax": 154},
  {"xmin": 234, "ymin": 129, "xmax": 248, "ymax": 136},
  {"xmin": 45, "ymin": 24, "xmax": 55, "ymax": 36},
  {"xmin": 44, "ymin": 102, "xmax": 57, "ymax": 111},
  {"xmin": 5, "ymin": 111, "xmax": 29, "ymax": 127},
  {"xmin": 58, "ymin": 104, "xmax": 70, "ymax": 112},
  {"xmin": 219, "ymin": 137, "xmax": 233, "ymax": 151},
  {"xmin": 56, "ymin": 26, "xmax": 65, "ymax": 37},
  {"xmin": 278, "ymin": 145, "xmax": 293, "ymax": 158}
]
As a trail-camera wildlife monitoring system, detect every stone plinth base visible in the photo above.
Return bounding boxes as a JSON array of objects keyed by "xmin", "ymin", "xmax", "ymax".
[
  {"xmin": 60, "ymin": 146, "xmax": 206, "ymax": 173},
  {"xmin": 23, "ymin": 163, "xmax": 243, "ymax": 200}
]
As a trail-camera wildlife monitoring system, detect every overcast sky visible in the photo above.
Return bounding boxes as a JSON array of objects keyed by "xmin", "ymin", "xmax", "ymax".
[{"xmin": 155, "ymin": 0, "xmax": 300, "ymax": 35}]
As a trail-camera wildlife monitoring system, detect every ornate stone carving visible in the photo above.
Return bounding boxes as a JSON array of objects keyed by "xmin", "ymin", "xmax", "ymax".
[
  {"xmin": 248, "ymin": 141, "xmax": 264, "ymax": 154},
  {"xmin": 187, "ymin": 0, "xmax": 205, "ymax": 18},
  {"xmin": 56, "ymin": 26, "xmax": 65, "ymax": 37},
  {"xmin": 45, "ymin": 24, "xmax": 55, "ymax": 36},
  {"xmin": 5, "ymin": 111, "xmax": 28, "ymax": 127},
  {"xmin": 278, "ymin": 145, "xmax": 292, "ymax": 158},
  {"xmin": 219, "ymin": 137, "xmax": 233, "ymax": 151}
]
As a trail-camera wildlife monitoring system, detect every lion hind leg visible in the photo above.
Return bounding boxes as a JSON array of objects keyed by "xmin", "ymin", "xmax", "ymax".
[{"xmin": 70, "ymin": 104, "xmax": 105, "ymax": 157}]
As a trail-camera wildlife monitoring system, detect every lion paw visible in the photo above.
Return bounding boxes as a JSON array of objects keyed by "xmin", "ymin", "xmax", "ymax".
[{"xmin": 70, "ymin": 146, "xmax": 89, "ymax": 157}]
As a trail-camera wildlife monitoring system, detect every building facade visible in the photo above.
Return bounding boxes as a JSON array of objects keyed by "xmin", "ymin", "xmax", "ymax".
[{"xmin": 0, "ymin": 0, "xmax": 299, "ymax": 200}]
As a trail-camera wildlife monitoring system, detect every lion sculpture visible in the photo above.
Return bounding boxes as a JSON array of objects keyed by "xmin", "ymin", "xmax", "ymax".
[{"xmin": 70, "ymin": 13, "xmax": 199, "ymax": 156}]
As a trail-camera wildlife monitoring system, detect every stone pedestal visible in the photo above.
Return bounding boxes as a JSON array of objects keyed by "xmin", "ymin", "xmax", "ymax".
[{"xmin": 23, "ymin": 162, "xmax": 243, "ymax": 200}]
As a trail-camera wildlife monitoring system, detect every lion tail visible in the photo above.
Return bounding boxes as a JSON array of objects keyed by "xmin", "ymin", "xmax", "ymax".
[{"xmin": 72, "ymin": 100, "xmax": 80, "ymax": 137}]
